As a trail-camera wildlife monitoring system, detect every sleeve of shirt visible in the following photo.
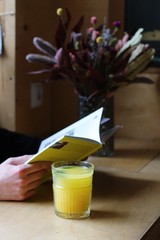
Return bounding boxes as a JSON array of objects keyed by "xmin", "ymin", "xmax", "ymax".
[{"xmin": 0, "ymin": 128, "xmax": 42, "ymax": 163}]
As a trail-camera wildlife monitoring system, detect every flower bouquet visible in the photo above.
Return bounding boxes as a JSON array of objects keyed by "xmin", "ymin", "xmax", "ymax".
[
  {"xmin": 26, "ymin": 7, "xmax": 155, "ymax": 100},
  {"xmin": 26, "ymin": 8, "xmax": 155, "ymax": 156}
]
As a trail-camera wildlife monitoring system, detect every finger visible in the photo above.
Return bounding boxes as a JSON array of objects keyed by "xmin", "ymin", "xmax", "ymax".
[
  {"xmin": 14, "ymin": 161, "xmax": 51, "ymax": 178},
  {"xmin": 25, "ymin": 162, "xmax": 51, "ymax": 175},
  {"xmin": 23, "ymin": 169, "xmax": 48, "ymax": 185},
  {"xmin": 18, "ymin": 175, "xmax": 48, "ymax": 200},
  {"xmin": 3, "ymin": 155, "xmax": 34, "ymax": 166},
  {"xmin": 19, "ymin": 168, "xmax": 51, "ymax": 192},
  {"xmin": 14, "ymin": 176, "xmax": 44, "ymax": 200},
  {"xmin": 15, "ymin": 189, "xmax": 36, "ymax": 201}
]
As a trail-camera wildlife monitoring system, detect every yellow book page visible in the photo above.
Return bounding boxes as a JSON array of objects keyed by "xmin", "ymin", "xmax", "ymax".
[{"xmin": 27, "ymin": 136, "xmax": 102, "ymax": 164}]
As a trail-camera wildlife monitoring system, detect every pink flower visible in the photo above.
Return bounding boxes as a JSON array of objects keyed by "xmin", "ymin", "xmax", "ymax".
[
  {"xmin": 54, "ymin": 48, "xmax": 63, "ymax": 65},
  {"xmin": 90, "ymin": 16, "xmax": 97, "ymax": 25},
  {"xmin": 91, "ymin": 30, "xmax": 100, "ymax": 41},
  {"xmin": 112, "ymin": 21, "xmax": 121, "ymax": 28},
  {"xmin": 87, "ymin": 27, "xmax": 94, "ymax": 34},
  {"xmin": 115, "ymin": 33, "xmax": 129, "ymax": 51}
]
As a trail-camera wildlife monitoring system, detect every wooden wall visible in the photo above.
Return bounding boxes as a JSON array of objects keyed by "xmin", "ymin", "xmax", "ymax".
[
  {"xmin": 0, "ymin": 0, "xmax": 15, "ymax": 129},
  {"xmin": 15, "ymin": 0, "xmax": 58, "ymax": 136},
  {"xmin": 115, "ymin": 69, "xmax": 160, "ymax": 140},
  {"xmin": 0, "ymin": 0, "xmax": 160, "ymax": 142}
]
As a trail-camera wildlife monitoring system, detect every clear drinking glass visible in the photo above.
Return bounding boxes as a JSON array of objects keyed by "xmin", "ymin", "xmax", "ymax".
[{"xmin": 51, "ymin": 161, "xmax": 94, "ymax": 219}]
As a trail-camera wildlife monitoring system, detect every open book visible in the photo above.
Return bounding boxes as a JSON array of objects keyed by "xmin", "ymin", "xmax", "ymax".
[{"xmin": 26, "ymin": 108, "xmax": 122, "ymax": 164}]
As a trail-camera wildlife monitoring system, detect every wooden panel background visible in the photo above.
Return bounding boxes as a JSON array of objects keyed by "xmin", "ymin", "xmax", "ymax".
[
  {"xmin": 0, "ymin": 0, "xmax": 15, "ymax": 130},
  {"xmin": 15, "ymin": 0, "xmax": 58, "ymax": 136}
]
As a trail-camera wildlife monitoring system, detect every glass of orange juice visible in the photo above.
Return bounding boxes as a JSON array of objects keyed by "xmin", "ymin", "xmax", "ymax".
[{"xmin": 51, "ymin": 161, "xmax": 94, "ymax": 219}]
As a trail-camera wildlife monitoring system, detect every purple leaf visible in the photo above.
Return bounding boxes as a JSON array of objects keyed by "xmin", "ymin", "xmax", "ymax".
[
  {"xmin": 71, "ymin": 15, "xmax": 84, "ymax": 33},
  {"xmin": 55, "ymin": 8, "xmax": 71, "ymax": 49}
]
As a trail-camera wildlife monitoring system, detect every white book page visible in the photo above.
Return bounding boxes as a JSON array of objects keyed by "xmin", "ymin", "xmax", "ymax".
[{"xmin": 38, "ymin": 108, "xmax": 104, "ymax": 152}]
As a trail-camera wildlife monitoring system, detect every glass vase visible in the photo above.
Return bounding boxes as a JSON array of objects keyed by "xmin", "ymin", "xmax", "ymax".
[{"xmin": 79, "ymin": 94, "xmax": 114, "ymax": 157}]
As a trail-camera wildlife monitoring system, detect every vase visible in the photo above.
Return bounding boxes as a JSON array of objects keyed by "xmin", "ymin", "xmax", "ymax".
[{"xmin": 79, "ymin": 94, "xmax": 115, "ymax": 157}]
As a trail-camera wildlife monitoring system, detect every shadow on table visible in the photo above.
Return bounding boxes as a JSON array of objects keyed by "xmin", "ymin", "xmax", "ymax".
[
  {"xmin": 29, "ymin": 181, "xmax": 53, "ymax": 203},
  {"xmin": 90, "ymin": 209, "xmax": 127, "ymax": 220},
  {"xmin": 92, "ymin": 170, "xmax": 156, "ymax": 200}
]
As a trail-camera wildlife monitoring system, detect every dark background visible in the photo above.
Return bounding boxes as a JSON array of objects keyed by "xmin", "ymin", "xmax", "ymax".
[{"xmin": 125, "ymin": 0, "xmax": 160, "ymax": 66}]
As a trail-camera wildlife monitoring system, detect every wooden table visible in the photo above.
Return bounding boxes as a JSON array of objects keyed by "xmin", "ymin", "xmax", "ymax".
[{"xmin": 1, "ymin": 138, "xmax": 160, "ymax": 240}]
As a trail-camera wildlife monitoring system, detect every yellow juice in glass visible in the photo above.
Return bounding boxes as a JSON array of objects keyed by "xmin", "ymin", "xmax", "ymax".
[{"xmin": 52, "ymin": 161, "xmax": 94, "ymax": 219}]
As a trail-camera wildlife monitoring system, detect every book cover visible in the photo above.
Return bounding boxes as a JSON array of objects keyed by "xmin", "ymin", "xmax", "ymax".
[{"xmin": 26, "ymin": 108, "xmax": 121, "ymax": 164}]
